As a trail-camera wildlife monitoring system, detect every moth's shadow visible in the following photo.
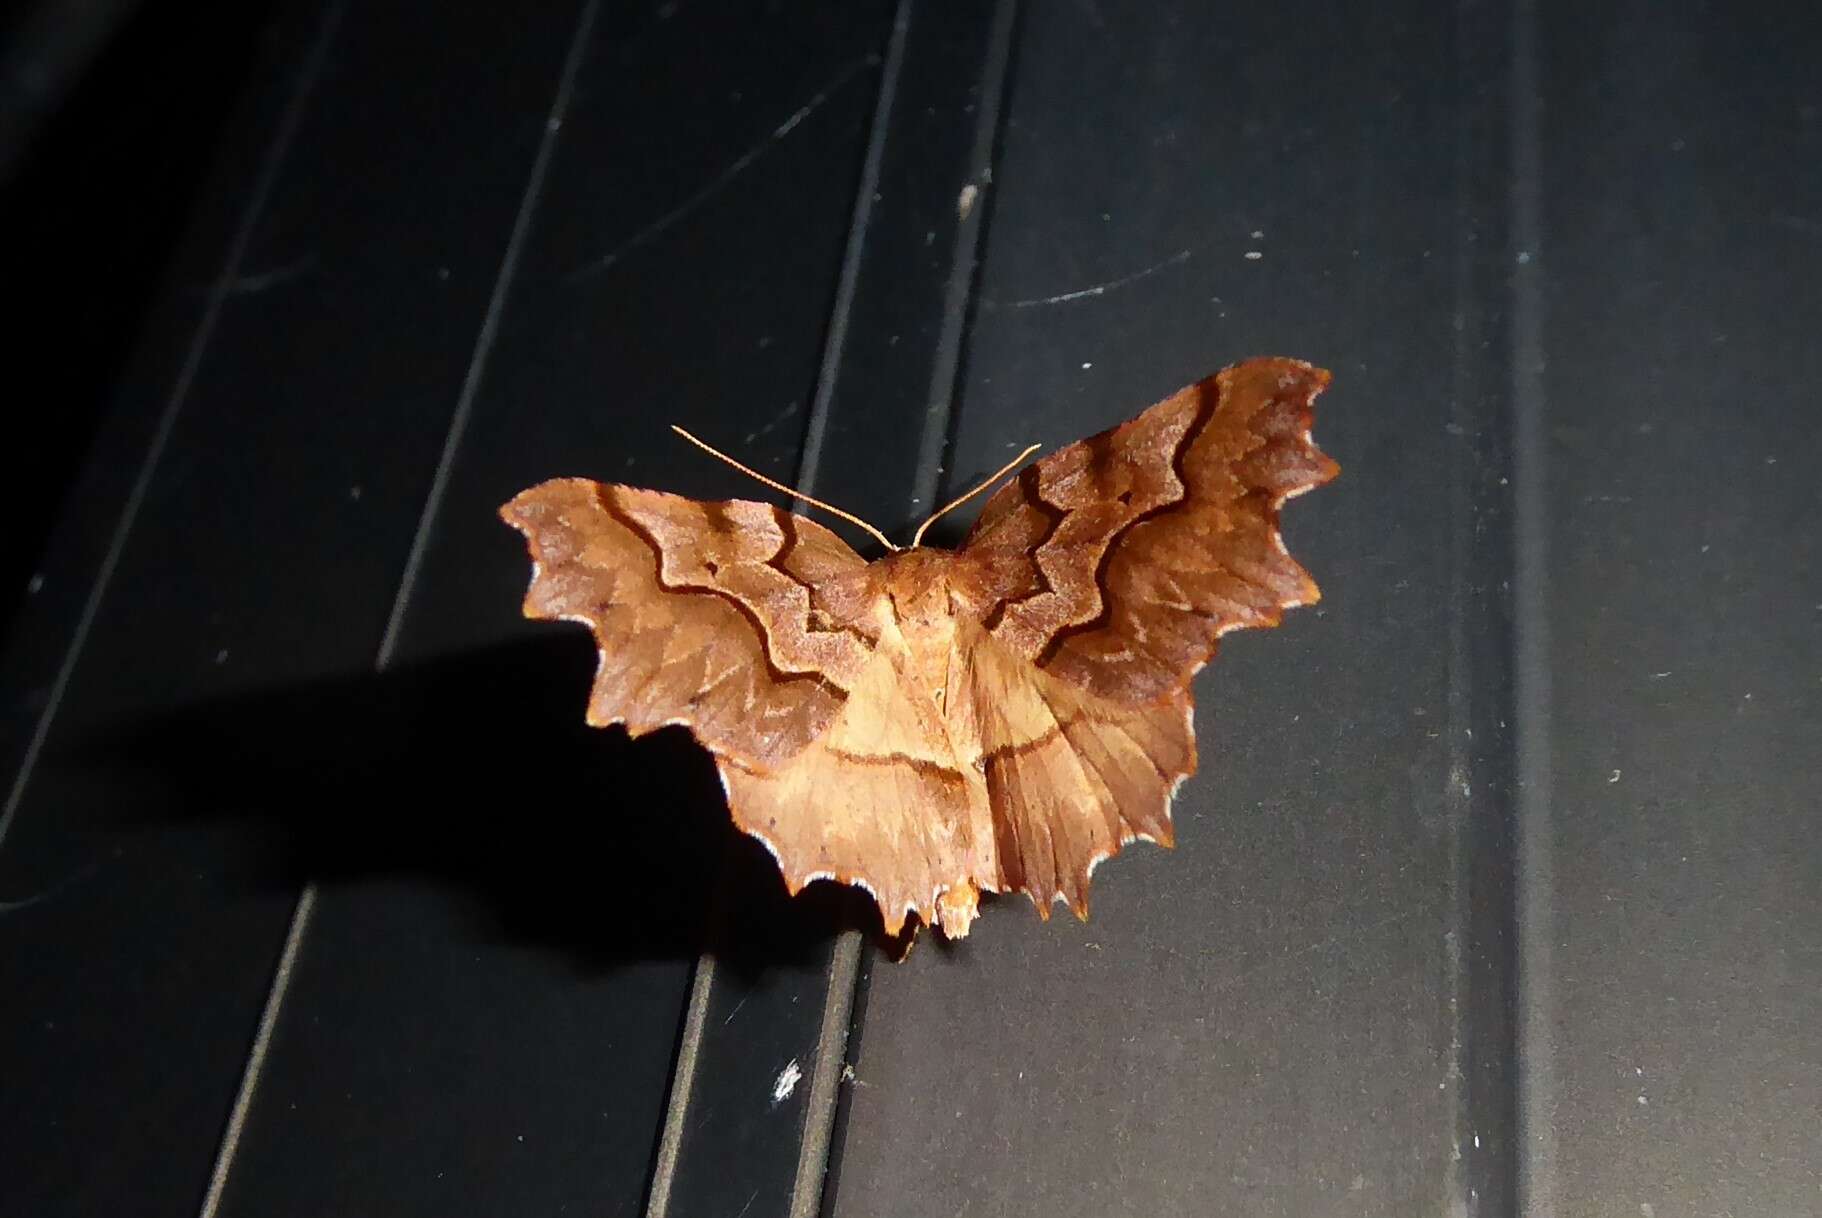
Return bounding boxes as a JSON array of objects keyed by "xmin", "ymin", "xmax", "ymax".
[{"xmin": 92, "ymin": 634, "xmax": 883, "ymax": 974}]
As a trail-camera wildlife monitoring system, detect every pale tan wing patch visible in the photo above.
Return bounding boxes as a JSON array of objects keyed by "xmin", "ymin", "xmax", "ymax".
[
  {"xmin": 950, "ymin": 622, "xmax": 1195, "ymax": 918},
  {"xmin": 718, "ymin": 640, "xmax": 998, "ymax": 937}
]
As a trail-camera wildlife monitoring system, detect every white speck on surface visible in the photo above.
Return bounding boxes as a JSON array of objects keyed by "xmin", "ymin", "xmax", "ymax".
[
  {"xmin": 349, "ymin": 485, "xmax": 362, "ymax": 501},
  {"xmin": 1250, "ymin": 229, "xmax": 1264, "ymax": 238},
  {"xmin": 1651, "ymin": 671, "xmax": 1672, "ymax": 679},
  {"xmin": 1243, "ymin": 250, "xmax": 1263, "ymax": 260},
  {"xmin": 957, "ymin": 183, "xmax": 979, "ymax": 219},
  {"xmin": 1473, "ymin": 1133, "xmax": 1481, "ymax": 1149},
  {"xmin": 771, "ymin": 1058, "xmax": 802, "ymax": 1105},
  {"xmin": 26, "ymin": 573, "xmax": 43, "ymax": 595},
  {"xmin": 1609, "ymin": 769, "xmax": 1621, "ymax": 783},
  {"xmin": 1637, "ymin": 1094, "xmax": 1648, "ymax": 1105},
  {"xmin": 1516, "ymin": 250, "xmax": 1533, "ymax": 264},
  {"xmin": 1640, "ymin": 1204, "xmax": 1655, "ymax": 1217},
  {"xmin": 1081, "ymin": 362, "xmax": 1092, "ymax": 369},
  {"xmin": 214, "ymin": 649, "xmax": 229, "ymax": 665}
]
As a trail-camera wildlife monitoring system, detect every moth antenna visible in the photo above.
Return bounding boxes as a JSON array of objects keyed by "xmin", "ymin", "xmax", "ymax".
[
  {"xmin": 909, "ymin": 444, "xmax": 1041, "ymax": 549},
  {"xmin": 670, "ymin": 425, "xmax": 900, "ymax": 552}
]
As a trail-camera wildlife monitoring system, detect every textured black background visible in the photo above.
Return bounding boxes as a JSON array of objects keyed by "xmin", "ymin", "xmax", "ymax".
[{"xmin": 3, "ymin": 3, "xmax": 1817, "ymax": 1216}]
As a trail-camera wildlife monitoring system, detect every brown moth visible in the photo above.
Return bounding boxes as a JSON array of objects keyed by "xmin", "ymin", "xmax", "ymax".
[{"xmin": 501, "ymin": 356, "xmax": 1337, "ymax": 940}]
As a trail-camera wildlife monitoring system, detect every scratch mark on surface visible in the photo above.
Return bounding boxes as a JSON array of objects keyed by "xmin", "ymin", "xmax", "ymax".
[
  {"xmin": 566, "ymin": 56, "xmax": 877, "ymax": 281},
  {"xmin": 228, "ymin": 254, "xmax": 318, "ymax": 295},
  {"xmin": 0, "ymin": 861, "xmax": 101, "ymax": 915},
  {"xmin": 742, "ymin": 399, "xmax": 801, "ymax": 444},
  {"xmin": 986, "ymin": 247, "xmax": 1194, "ymax": 309},
  {"xmin": 721, "ymin": 992, "xmax": 751, "ymax": 1027},
  {"xmin": 732, "ymin": 1186, "xmax": 761, "ymax": 1218}
]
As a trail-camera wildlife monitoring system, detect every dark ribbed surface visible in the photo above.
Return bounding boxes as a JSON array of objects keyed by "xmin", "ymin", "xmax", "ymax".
[{"xmin": 2, "ymin": 3, "xmax": 1814, "ymax": 1215}]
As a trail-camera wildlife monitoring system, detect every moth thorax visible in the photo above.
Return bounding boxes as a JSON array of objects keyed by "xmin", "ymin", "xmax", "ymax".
[{"xmin": 878, "ymin": 547, "xmax": 961, "ymax": 631}]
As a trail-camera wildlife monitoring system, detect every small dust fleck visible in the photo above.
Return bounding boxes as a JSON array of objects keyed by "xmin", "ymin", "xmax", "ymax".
[
  {"xmin": 349, "ymin": 485, "xmax": 363, "ymax": 501},
  {"xmin": 214, "ymin": 649, "xmax": 230, "ymax": 665},
  {"xmin": 1250, "ymin": 229, "xmax": 1264, "ymax": 239},
  {"xmin": 1637, "ymin": 1094, "xmax": 1648, "ymax": 1105},
  {"xmin": 957, "ymin": 183, "xmax": 979, "ymax": 219},
  {"xmin": 27, "ymin": 573, "xmax": 44, "ymax": 595},
  {"xmin": 1609, "ymin": 769, "xmax": 1621, "ymax": 783},
  {"xmin": 436, "ymin": 267, "xmax": 450, "ymax": 281},
  {"xmin": 1081, "ymin": 362, "xmax": 1093, "ymax": 370},
  {"xmin": 1640, "ymin": 1205, "xmax": 1655, "ymax": 1218},
  {"xmin": 1350, "ymin": 1174, "xmax": 1366, "ymax": 1192},
  {"xmin": 1516, "ymin": 250, "xmax": 1533, "ymax": 264},
  {"xmin": 771, "ymin": 1058, "xmax": 802, "ymax": 1105},
  {"xmin": 1243, "ymin": 250, "xmax": 1263, "ymax": 261}
]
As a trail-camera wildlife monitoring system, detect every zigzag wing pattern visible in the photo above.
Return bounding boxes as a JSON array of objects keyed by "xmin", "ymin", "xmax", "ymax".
[{"xmin": 501, "ymin": 479, "xmax": 875, "ymax": 770}]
